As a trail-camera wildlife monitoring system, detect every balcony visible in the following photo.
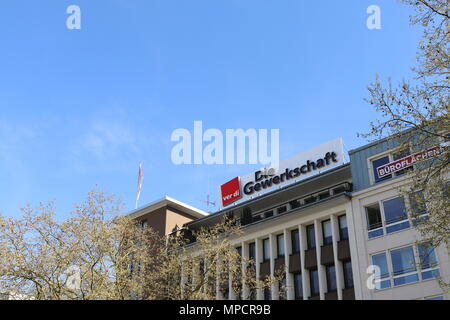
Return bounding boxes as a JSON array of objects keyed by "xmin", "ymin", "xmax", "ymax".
[
  {"xmin": 259, "ymin": 261, "xmax": 270, "ymax": 279},
  {"xmin": 342, "ymin": 287, "xmax": 355, "ymax": 300},
  {"xmin": 337, "ymin": 239, "xmax": 351, "ymax": 261},
  {"xmin": 304, "ymin": 249, "xmax": 317, "ymax": 269},
  {"xmin": 324, "ymin": 291, "xmax": 338, "ymax": 300},
  {"xmin": 289, "ymin": 252, "xmax": 301, "ymax": 274},
  {"xmin": 274, "ymin": 257, "xmax": 285, "ymax": 274},
  {"xmin": 320, "ymin": 243, "xmax": 334, "ymax": 266}
]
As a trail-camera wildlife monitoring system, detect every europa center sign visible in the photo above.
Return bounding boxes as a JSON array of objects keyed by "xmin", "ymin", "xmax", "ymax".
[{"xmin": 218, "ymin": 138, "xmax": 345, "ymax": 208}]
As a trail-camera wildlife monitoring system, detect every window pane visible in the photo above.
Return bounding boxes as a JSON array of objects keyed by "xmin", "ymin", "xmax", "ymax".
[
  {"xmin": 249, "ymin": 242, "xmax": 256, "ymax": 261},
  {"xmin": 263, "ymin": 239, "xmax": 270, "ymax": 261},
  {"xmin": 422, "ymin": 269, "xmax": 440, "ymax": 280},
  {"xmin": 291, "ymin": 229, "xmax": 300, "ymax": 253},
  {"xmin": 343, "ymin": 261, "xmax": 354, "ymax": 288},
  {"xmin": 326, "ymin": 265, "xmax": 337, "ymax": 292},
  {"xmin": 277, "ymin": 234, "xmax": 285, "ymax": 257},
  {"xmin": 322, "ymin": 220, "xmax": 332, "ymax": 245},
  {"xmin": 306, "ymin": 225, "xmax": 316, "ymax": 249},
  {"xmin": 409, "ymin": 191, "xmax": 427, "ymax": 216},
  {"xmin": 393, "ymin": 149, "xmax": 413, "ymax": 176},
  {"xmin": 393, "ymin": 273, "xmax": 419, "ymax": 286},
  {"xmin": 372, "ymin": 156, "xmax": 392, "ymax": 183},
  {"xmin": 372, "ymin": 253, "xmax": 390, "ymax": 279},
  {"xmin": 310, "ymin": 269, "xmax": 320, "ymax": 296},
  {"xmin": 390, "ymin": 246, "xmax": 416, "ymax": 276},
  {"xmin": 383, "ymin": 197, "xmax": 407, "ymax": 224},
  {"xmin": 339, "ymin": 215, "xmax": 349, "ymax": 240},
  {"xmin": 264, "ymin": 287, "xmax": 271, "ymax": 300},
  {"xmin": 426, "ymin": 296, "xmax": 444, "ymax": 300},
  {"xmin": 386, "ymin": 220, "xmax": 410, "ymax": 234},
  {"xmin": 366, "ymin": 204, "xmax": 382, "ymax": 230},
  {"xmin": 418, "ymin": 242, "xmax": 438, "ymax": 269},
  {"xmin": 294, "ymin": 273, "xmax": 303, "ymax": 300}
]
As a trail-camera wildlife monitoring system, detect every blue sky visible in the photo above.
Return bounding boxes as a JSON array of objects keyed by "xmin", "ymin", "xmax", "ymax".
[{"xmin": 0, "ymin": 0, "xmax": 421, "ymax": 218}]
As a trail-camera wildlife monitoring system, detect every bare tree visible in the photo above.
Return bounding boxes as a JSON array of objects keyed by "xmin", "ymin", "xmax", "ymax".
[{"xmin": 0, "ymin": 190, "xmax": 279, "ymax": 300}]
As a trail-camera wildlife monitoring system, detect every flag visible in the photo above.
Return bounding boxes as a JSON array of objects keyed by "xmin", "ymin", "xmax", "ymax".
[{"xmin": 135, "ymin": 162, "xmax": 143, "ymax": 209}]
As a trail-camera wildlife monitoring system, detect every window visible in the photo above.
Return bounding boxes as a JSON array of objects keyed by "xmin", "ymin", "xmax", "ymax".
[
  {"xmin": 372, "ymin": 155, "xmax": 391, "ymax": 183},
  {"xmin": 306, "ymin": 224, "xmax": 316, "ymax": 249},
  {"xmin": 371, "ymin": 253, "xmax": 391, "ymax": 289},
  {"xmin": 343, "ymin": 261, "xmax": 354, "ymax": 288},
  {"xmin": 248, "ymin": 242, "xmax": 256, "ymax": 261},
  {"xmin": 263, "ymin": 238, "xmax": 270, "ymax": 262},
  {"xmin": 371, "ymin": 148, "xmax": 413, "ymax": 184},
  {"xmin": 279, "ymin": 276, "xmax": 287, "ymax": 300},
  {"xmin": 139, "ymin": 220, "xmax": 148, "ymax": 228},
  {"xmin": 294, "ymin": 273, "xmax": 303, "ymax": 300},
  {"xmin": 339, "ymin": 215, "xmax": 349, "ymax": 240},
  {"xmin": 309, "ymin": 269, "xmax": 320, "ymax": 297},
  {"xmin": 393, "ymin": 148, "xmax": 413, "ymax": 176},
  {"xmin": 291, "ymin": 229, "xmax": 300, "ymax": 254},
  {"xmin": 264, "ymin": 287, "xmax": 271, "ymax": 300},
  {"xmin": 277, "ymin": 234, "xmax": 285, "ymax": 257},
  {"xmin": 425, "ymin": 296, "xmax": 444, "ymax": 300},
  {"xmin": 322, "ymin": 220, "xmax": 332, "ymax": 245},
  {"xmin": 409, "ymin": 191, "xmax": 428, "ymax": 223},
  {"xmin": 371, "ymin": 244, "xmax": 440, "ymax": 291},
  {"xmin": 418, "ymin": 242, "xmax": 440, "ymax": 280},
  {"xmin": 326, "ymin": 265, "xmax": 337, "ymax": 292},
  {"xmin": 366, "ymin": 197, "xmax": 411, "ymax": 239},
  {"xmin": 390, "ymin": 246, "xmax": 419, "ymax": 286},
  {"xmin": 383, "ymin": 197, "xmax": 409, "ymax": 233},
  {"xmin": 366, "ymin": 203, "xmax": 383, "ymax": 238}
]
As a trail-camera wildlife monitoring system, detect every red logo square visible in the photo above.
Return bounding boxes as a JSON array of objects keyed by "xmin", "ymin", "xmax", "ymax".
[{"xmin": 220, "ymin": 177, "xmax": 241, "ymax": 206}]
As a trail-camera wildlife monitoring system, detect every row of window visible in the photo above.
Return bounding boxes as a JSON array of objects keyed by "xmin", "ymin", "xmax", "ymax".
[
  {"xmin": 371, "ymin": 242, "xmax": 440, "ymax": 290},
  {"xmin": 291, "ymin": 261, "xmax": 354, "ymax": 299},
  {"xmin": 257, "ymin": 215, "xmax": 349, "ymax": 261},
  {"xmin": 365, "ymin": 192, "xmax": 428, "ymax": 239}
]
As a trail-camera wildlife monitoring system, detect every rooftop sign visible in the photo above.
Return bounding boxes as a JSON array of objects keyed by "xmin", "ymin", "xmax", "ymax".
[{"xmin": 219, "ymin": 138, "xmax": 345, "ymax": 208}]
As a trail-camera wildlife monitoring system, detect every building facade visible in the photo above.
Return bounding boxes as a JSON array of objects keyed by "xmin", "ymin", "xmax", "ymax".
[
  {"xmin": 348, "ymin": 138, "xmax": 449, "ymax": 300},
  {"xmin": 134, "ymin": 136, "xmax": 449, "ymax": 300}
]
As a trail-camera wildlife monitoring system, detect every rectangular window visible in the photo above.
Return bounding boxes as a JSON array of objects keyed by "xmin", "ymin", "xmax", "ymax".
[
  {"xmin": 279, "ymin": 276, "xmax": 287, "ymax": 300},
  {"xmin": 309, "ymin": 269, "xmax": 320, "ymax": 297},
  {"xmin": 390, "ymin": 246, "xmax": 419, "ymax": 286},
  {"xmin": 418, "ymin": 242, "xmax": 440, "ymax": 280},
  {"xmin": 294, "ymin": 273, "xmax": 303, "ymax": 300},
  {"xmin": 371, "ymin": 253, "xmax": 391, "ymax": 289},
  {"xmin": 139, "ymin": 220, "xmax": 148, "ymax": 228},
  {"xmin": 372, "ymin": 155, "xmax": 392, "ymax": 183},
  {"xmin": 322, "ymin": 220, "xmax": 333, "ymax": 245},
  {"xmin": 383, "ymin": 197, "xmax": 409, "ymax": 233},
  {"xmin": 339, "ymin": 215, "xmax": 349, "ymax": 240},
  {"xmin": 393, "ymin": 148, "xmax": 413, "ymax": 176},
  {"xmin": 343, "ymin": 261, "xmax": 354, "ymax": 288},
  {"xmin": 291, "ymin": 229, "xmax": 300, "ymax": 254},
  {"xmin": 326, "ymin": 265, "xmax": 337, "ymax": 292},
  {"xmin": 277, "ymin": 234, "xmax": 285, "ymax": 257},
  {"xmin": 409, "ymin": 191, "xmax": 427, "ymax": 217},
  {"xmin": 263, "ymin": 238, "xmax": 270, "ymax": 262},
  {"xmin": 248, "ymin": 242, "xmax": 256, "ymax": 261},
  {"xmin": 264, "ymin": 287, "xmax": 271, "ymax": 300},
  {"xmin": 366, "ymin": 203, "xmax": 384, "ymax": 238},
  {"xmin": 306, "ymin": 224, "xmax": 316, "ymax": 249}
]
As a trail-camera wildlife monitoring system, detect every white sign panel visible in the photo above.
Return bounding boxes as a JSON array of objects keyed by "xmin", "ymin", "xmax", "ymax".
[{"xmin": 219, "ymin": 138, "xmax": 345, "ymax": 208}]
